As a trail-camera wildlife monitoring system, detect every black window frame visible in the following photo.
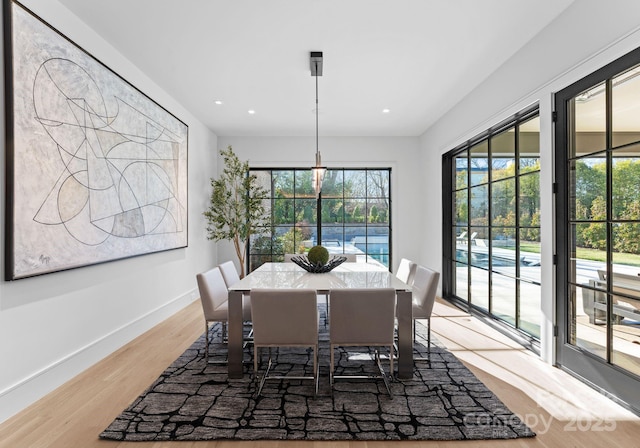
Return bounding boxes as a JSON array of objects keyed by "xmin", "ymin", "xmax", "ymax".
[
  {"xmin": 248, "ymin": 167, "xmax": 392, "ymax": 273},
  {"xmin": 442, "ymin": 105, "xmax": 541, "ymax": 344},
  {"xmin": 555, "ymin": 45, "xmax": 640, "ymax": 414}
]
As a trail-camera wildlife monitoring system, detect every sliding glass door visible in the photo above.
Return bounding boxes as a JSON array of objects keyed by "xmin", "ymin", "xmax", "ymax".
[
  {"xmin": 555, "ymin": 47, "xmax": 640, "ymax": 412},
  {"xmin": 443, "ymin": 107, "xmax": 541, "ymax": 340}
]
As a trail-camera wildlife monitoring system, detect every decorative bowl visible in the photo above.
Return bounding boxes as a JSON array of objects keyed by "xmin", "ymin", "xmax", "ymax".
[{"xmin": 290, "ymin": 255, "xmax": 347, "ymax": 273}]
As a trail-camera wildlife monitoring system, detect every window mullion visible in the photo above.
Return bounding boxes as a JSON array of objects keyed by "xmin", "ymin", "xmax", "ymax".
[
  {"xmin": 488, "ymin": 139, "xmax": 493, "ymax": 315},
  {"xmin": 605, "ymin": 79, "xmax": 613, "ymax": 364},
  {"xmin": 515, "ymin": 123, "xmax": 521, "ymax": 330}
]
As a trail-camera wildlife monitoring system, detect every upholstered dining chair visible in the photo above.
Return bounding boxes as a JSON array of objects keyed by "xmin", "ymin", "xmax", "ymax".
[
  {"xmin": 196, "ymin": 267, "xmax": 251, "ymax": 364},
  {"xmin": 408, "ymin": 264, "xmax": 440, "ymax": 353},
  {"xmin": 329, "ymin": 288, "xmax": 396, "ymax": 396},
  {"xmin": 396, "ymin": 258, "xmax": 417, "ymax": 286},
  {"xmin": 218, "ymin": 260, "xmax": 254, "ymax": 346},
  {"xmin": 219, "ymin": 260, "xmax": 242, "ymax": 286},
  {"xmin": 250, "ymin": 288, "xmax": 319, "ymax": 397}
]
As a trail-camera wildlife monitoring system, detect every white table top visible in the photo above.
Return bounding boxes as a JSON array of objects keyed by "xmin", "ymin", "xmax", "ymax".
[{"xmin": 230, "ymin": 262, "xmax": 411, "ymax": 292}]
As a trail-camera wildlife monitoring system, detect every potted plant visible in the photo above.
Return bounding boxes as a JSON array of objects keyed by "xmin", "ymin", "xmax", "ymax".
[{"xmin": 203, "ymin": 146, "xmax": 268, "ymax": 278}]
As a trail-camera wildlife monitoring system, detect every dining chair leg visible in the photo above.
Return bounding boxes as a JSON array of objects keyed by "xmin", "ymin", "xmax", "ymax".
[
  {"xmin": 413, "ymin": 318, "xmax": 432, "ymax": 364},
  {"xmin": 375, "ymin": 349, "xmax": 393, "ymax": 397},
  {"xmin": 313, "ymin": 344, "xmax": 319, "ymax": 398},
  {"xmin": 427, "ymin": 317, "xmax": 431, "ymax": 353},
  {"xmin": 389, "ymin": 344, "xmax": 394, "ymax": 381},
  {"xmin": 243, "ymin": 327, "xmax": 253, "ymax": 349},
  {"xmin": 256, "ymin": 355, "xmax": 273, "ymax": 397},
  {"xmin": 329, "ymin": 344, "xmax": 335, "ymax": 396},
  {"xmin": 203, "ymin": 321, "xmax": 235, "ymax": 365},
  {"xmin": 205, "ymin": 321, "xmax": 210, "ymax": 362},
  {"xmin": 325, "ymin": 295, "xmax": 329, "ymax": 327},
  {"xmin": 253, "ymin": 346, "xmax": 259, "ymax": 382}
]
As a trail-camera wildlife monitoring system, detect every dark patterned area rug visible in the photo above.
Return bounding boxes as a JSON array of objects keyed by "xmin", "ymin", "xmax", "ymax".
[{"xmin": 100, "ymin": 311, "xmax": 535, "ymax": 441}]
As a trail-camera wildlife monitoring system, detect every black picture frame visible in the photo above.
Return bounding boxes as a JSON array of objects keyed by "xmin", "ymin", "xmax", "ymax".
[{"xmin": 4, "ymin": 0, "xmax": 189, "ymax": 280}]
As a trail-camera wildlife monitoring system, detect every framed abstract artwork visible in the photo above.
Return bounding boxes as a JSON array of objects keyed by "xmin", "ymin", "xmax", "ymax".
[{"xmin": 3, "ymin": 0, "xmax": 189, "ymax": 280}]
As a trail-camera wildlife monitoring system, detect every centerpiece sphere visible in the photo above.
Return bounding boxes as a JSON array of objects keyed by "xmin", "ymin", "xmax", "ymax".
[{"xmin": 307, "ymin": 245, "xmax": 329, "ymax": 265}]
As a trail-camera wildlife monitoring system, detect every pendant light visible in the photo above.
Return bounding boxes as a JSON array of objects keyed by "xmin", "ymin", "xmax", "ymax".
[{"xmin": 310, "ymin": 51, "xmax": 326, "ymax": 197}]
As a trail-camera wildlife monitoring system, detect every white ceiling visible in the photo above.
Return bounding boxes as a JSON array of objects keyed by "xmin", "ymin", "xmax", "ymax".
[{"xmin": 57, "ymin": 0, "xmax": 574, "ymax": 137}]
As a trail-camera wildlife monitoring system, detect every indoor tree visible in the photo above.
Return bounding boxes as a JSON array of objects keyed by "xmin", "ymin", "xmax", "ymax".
[{"xmin": 204, "ymin": 146, "xmax": 268, "ymax": 278}]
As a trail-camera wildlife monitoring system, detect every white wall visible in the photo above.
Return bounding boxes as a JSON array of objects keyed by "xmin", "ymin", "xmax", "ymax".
[
  {"xmin": 0, "ymin": 0, "xmax": 218, "ymax": 422},
  {"xmin": 419, "ymin": 0, "xmax": 640, "ymax": 362},
  {"xmin": 217, "ymin": 136, "xmax": 422, "ymax": 273}
]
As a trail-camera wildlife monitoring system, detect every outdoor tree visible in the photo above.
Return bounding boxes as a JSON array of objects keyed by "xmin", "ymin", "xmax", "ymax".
[
  {"xmin": 615, "ymin": 199, "xmax": 640, "ymax": 254},
  {"xmin": 369, "ymin": 205, "xmax": 379, "ymax": 223},
  {"xmin": 581, "ymin": 196, "xmax": 607, "ymax": 250},
  {"xmin": 204, "ymin": 146, "xmax": 268, "ymax": 278},
  {"xmin": 573, "ymin": 158, "xmax": 640, "ymax": 254},
  {"xmin": 575, "ymin": 160, "xmax": 605, "ymax": 218},
  {"xmin": 612, "ymin": 159, "xmax": 640, "ymax": 218}
]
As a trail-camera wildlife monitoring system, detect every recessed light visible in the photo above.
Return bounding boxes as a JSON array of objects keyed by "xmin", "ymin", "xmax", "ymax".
[
  {"xmin": 214, "ymin": 100, "xmax": 223, "ymax": 105},
  {"xmin": 248, "ymin": 110, "xmax": 256, "ymax": 115},
  {"xmin": 382, "ymin": 108, "xmax": 391, "ymax": 114}
]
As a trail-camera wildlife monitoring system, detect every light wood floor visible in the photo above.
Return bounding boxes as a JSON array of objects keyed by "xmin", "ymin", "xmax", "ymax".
[{"xmin": 2, "ymin": 298, "xmax": 640, "ymax": 448}]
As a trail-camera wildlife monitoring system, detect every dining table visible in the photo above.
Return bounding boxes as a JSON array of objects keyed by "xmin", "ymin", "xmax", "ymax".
[{"xmin": 227, "ymin": 261, "xmax": 414, "ymax": 379}]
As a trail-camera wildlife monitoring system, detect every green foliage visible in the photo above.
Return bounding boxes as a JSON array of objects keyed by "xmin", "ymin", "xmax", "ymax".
[
  {"xmin": 613, "ymin": 159, "xmax": 640, "ymax": 218},
  {"xmin": 351, "ymin": 203, "xmax": 365, "ymax": 223},
  {"xmin": 321, "ymin": 198, "xmax": 343, "ymax": 223},
  {"xmin": 572, "ymin": 159, "xmax": 640, "ymax": 254},
  {"xmin": 281, "ymin": 227, "xmax": 307, "ymax": 254},
  {"xmin": 519, "ymin": 172, "xmax": 540, "ymax": 219},
  {"xmin": 523, "ymin": 210, "xmax": 540, "ymax": 241},
  {"xmin": 614, "ymin": 200, "xmax": 640, "ymax": 254},
  {"xmin": 456, "ymin": 169, "xmax": 468, "ymax": 190},
  {"xmin": 455, "ymin": 191, "xmax": 468, "ymax": 225},
  {"xmin": 520, "ymin": 158, "xmax": 541, "ymax": 174},
  {"xmin": 575, "ymin": 160, "xmax": 605, "ymax": 218},
  {"xmin": 203, "ymin": 146, "xmax": 268, "ymax": 277},
  {"xmin": 251, "ymin": 233, "xmax": 284, "ymax": 254},
  {"xmin": 250, "ymin": 234, "xmax": 284, "ymax": 269},
  {"xmin": 307, "ymin": 245, "xmax": 329, "ymax": 266},
  {"xmin": 581, "ymin": 196, "xmax": 607, "ymax": 251},
  {"xmin": 369, "ymin": 205, "xmax": 379, "ymax": 223}
]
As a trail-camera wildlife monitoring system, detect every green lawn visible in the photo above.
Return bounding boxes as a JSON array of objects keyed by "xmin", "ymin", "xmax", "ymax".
[
  {"xmin": 575, "ymin": 247, "xmax": 640, "ymax": 267},
  {"xmin": 519, "ymin": 241, "xmax": 640, "ymax": 267}
]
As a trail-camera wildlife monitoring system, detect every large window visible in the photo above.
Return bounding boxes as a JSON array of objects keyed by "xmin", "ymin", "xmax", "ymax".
[
  {"xmin": 248, "ymin": 168, "xmax": 391, "ymax": 272},
  {"xmin": 443, "ymin": 107, "xmax": 541, "ymax": 339}
]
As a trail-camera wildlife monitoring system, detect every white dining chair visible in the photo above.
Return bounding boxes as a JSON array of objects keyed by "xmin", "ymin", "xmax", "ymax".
[
  {"xmin": 396, "ymin": 258, "xmax": 417, "ymax": 286},
  {"xmin": 407, "ymin": 264, "xmax": 440, "ymax": 354},
  {"xmin": 250, "ymin": 288, "xmax": 319, "ymax": 397},
  {"xmin": 329, "ymin": 288, "xmax": 396, "ymax": 396},
  {"xmin": 218, "ymin": 260, "xmax": 253, "ymax": 346},
  {"xmin": 196, "ymin": 267, "xmax": 251, "ymax": 364},
  {"xmin": 219, "ymin": 260, "xmax": 242, "ymax": 286}
]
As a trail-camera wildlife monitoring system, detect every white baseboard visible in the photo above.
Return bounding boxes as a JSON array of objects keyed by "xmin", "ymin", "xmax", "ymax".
[{"xmin": 0, "ymin": 289, "xmax": 198, "ymax": 424}]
